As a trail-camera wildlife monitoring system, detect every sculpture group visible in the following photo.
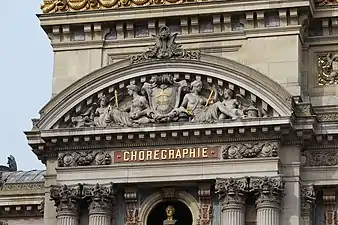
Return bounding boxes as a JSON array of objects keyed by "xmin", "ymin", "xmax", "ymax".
[{"xmin": 71, "ymin": 74, "xmax": 268, "ymax": 128}]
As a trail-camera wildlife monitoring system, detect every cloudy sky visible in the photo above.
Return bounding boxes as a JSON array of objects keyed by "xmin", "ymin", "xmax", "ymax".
[{"xmin": 0, "ymin": 0, "xmax": 52, "ymax": 170}]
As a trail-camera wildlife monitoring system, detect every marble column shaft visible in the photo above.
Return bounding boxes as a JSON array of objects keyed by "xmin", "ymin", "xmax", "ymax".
[
  {"xmin": 221, "ymin": 198, "xmax": 245, "ymax": 225},
  {"xmin": 89, "ymin": 210, "xmax": 111, "ymax": 225},
  {"xmin": 256, "ymin": 202, "xmax": 280, "ymax": 225},
  {"xmin": 57, "ymin": 212, "xmax": 78, "ymax": 225}
]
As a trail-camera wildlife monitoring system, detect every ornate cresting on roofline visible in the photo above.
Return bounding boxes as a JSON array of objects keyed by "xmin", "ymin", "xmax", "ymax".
[
  {"xmin": 41, "ymin": 0, "xmax": 208, "ymax": 13},
  {"xmin": 130, "ymin": 26, "xmax": 200, "ymax": 64}
]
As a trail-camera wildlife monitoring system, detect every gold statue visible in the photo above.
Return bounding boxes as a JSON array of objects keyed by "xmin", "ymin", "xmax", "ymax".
[{"xmin": 165, "ymin": 205, "xmax": 175, "ymax": 221}]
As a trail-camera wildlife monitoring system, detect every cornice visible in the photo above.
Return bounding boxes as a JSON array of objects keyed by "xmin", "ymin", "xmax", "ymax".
[{"xmin": 38, "ymin": 0, "xmax": 309, "ymax": 26}]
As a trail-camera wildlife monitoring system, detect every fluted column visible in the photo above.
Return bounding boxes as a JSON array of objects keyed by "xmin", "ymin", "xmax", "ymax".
[
  {"xmin": 215, "ymin": 177, "xmax": 248, "ymax": 225},
  {"xmin": 300, "ymin": 185, "xmax": 316, "ymax": 225},
  {"xmin": 251, "ymin": 176, "xmax": 284, "ymax": 225},
  {"xmin": 50, "ymin": 184, "xmax": 82, "ymax": 225},
  {"xmin": 86, "ymin": 183, "xmax": 115, "ymax": 225}
]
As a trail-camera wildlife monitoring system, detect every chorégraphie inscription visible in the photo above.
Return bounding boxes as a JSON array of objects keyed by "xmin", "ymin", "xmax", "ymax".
[{"xmin": 114, "ymin": 147, "xmax": 219, "ymax": 163}]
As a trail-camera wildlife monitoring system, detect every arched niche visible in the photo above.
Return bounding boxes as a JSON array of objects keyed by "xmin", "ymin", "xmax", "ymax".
[
  {"xmin": 35, "ymin": 54, "xmax": 293, "ymax": 130},
  {"xmin": 138, "ymin": 191, "xmax": 200, "ymax": 225}
]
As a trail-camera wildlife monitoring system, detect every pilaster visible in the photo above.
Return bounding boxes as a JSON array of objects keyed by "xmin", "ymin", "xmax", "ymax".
[
  {"xmin": 198, "ymin": 184, "xmax": 212, "ymax": 225},
  {"xmin": 300, "ymin": 185, "xmax": 316, "ymax": 225},
  {"xmin": 124, "ymin": 188, "xmax": 138, "ymax": 225},
  {"xmin": 215, "ymin": 177, "xmax": 247, "ymax": 225}
]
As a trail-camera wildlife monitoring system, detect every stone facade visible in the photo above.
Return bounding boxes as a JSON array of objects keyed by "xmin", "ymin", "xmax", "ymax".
[{"xmin": 2, "ymin": 0, "xmax": 338, "ymax": 225}]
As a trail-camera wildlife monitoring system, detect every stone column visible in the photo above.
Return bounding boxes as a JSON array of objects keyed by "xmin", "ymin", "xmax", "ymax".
[
  {"xmin": 50, "ymin": 184, "xmax": 82, "ymax": 225},
  {"xmin": 215, "ymin": 177, "xmax": 248, "ymax": 225},
  {"xmin": 250, "ymin": 176, "xmax": 285, "ymax": 225},
  {"xmin": 86, "ymin": 183, "xmax": 115, "ymax": 225},
  {"xmin": 300, "ymin": 185, "xmax": 316, "ymax": 225}
]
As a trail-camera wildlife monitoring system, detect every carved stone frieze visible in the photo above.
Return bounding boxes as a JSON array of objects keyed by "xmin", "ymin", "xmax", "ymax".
[
  {"xmin": 301, "ymin": 184, "xmax": 316, "ymax": 217},
  {"xmin": 250, "ymin": 176, "xmax": 284, "ymax": 208},
  {"xmin": 124, "ymin": 189, "xmax": 139, "ymax": 225},
  {"xmin": 198, "ymin": 186, "xmax": 213, "ymax": 225},
  {"xmin": 130, "ymin": 26, "xmax": 200, "ymax": 63},
  {"xmin": 84, "ymin": 183, "xmax": 115, "ymax": 214},
  {"xmin": 215, "ymin": 177, "xmax": 248, "ymax": 209},
  {"xmin": 50, "ymin": 184, "xmax": 84, "ymax": 214},
  {"xmin": 63, "ymin": 73, "xmax": 271, "ymax": 129},
  {"xmin": 303, "ymin": 150, "xmax": 338, "ymax": 167},
  {"xmin": 57, "ymin": 151, "xmax": 111, "ymax": 167},
  {"xmin": 222, "ymin": 142, "xmax": 279, "ymax": 159},
  {"xmin": 317, "ymin": 53, "xmax": 338, "ymax": 85},
  {"xmin": 317, "ymin": 113, "xmax": 338, "ymax": 122},
  {"xmin": 315, "ymin": 0, "xmax": 338, "ymax": 5}
]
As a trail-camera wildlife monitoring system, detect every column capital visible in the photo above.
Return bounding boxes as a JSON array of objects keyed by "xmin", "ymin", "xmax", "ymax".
[
  {"xmin": 250, "ymin": 176, "xmax": 285, "ymax": 209},
  {"xmin": 50, "ymin": 184, "xmax": 83, "ymax": 215},
  {"xmin": 301, "ymin": 184, "xmax": 316, "ymax": 217},
  {"xmin": 215, "ymin": 177, "xmax": 248, "ymax": 210},
  {"xmin": 85, "ymin": 183, "xmax": 115, "ymax": 215}
]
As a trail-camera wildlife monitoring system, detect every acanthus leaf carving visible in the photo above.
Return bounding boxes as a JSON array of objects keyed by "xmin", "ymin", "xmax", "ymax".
[
  {"xmin": 250, "ymin": 176, "xmax": 285, "ymax": 207},
  {"xmin": 222, "ymin": 142, "xmax": 279, "ymax": 159},
  {"xmin": 301, "ymin": 184, "xmax": 316, "ymax": 217},
  {"xmin": 130, "ymin": 26, "xmax": 200, "ymax": 64},
  {"xmin": 58, "ymin": 151, "xmax": 111, "ymax": 167},
  {"xmin": 65, "ymin": 74, "xmax": 271, "ymax": 129},
  {"xmin": 84, "ymin": 183, "xmax": 115, "ymax": 213},
  {"xmin": 303, "ymin": 150, "xmax": 338, "ymax": 167},
  {"xmin": 50, "ymin": 184, "xmax": 84, "ymax": 213}
]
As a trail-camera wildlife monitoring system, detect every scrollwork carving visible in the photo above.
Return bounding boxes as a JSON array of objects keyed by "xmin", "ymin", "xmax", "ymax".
[
  {"xmin": 318, "ymin": 53, "xmax": 338, "ymax": 85},
  {"xmin": 303, "ymin": 150, "xmax": 338, "ymax": 167},
  {"xmin": 301, "ymin": 184, "xmax": 316, "ymax": 217},
  {"xmin": 84, "ymin": 183, "xmax": 115, "ymax": 213},
  {"xmin": 57, "ymin": 151, "xmax": 111, "ymax": 167},
  {"xmin": 222, "ymin": 142, "xmax": 279, "ymax": 159},
  {"xmin": 249, "ymin": 176, "xmax": 284, "ymax": 207},
  {"xmin": 130, "ymin": 26, "xmax": 200, "ymax": 63},
  {"xmin": 215, "ymin": 177, "xmax": 248, "ymax": 209},
  {"xmin": 50, "ymin": 184, "xmax": 84, "ymax": 213}
]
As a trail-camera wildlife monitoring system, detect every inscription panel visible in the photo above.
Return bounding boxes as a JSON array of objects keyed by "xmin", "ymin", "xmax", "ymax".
[{"xmin": 114, "ymin": 147, "xmax": 220, "ymax": 163}]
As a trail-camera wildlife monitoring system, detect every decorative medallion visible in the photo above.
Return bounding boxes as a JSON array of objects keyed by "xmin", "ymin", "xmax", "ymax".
[
  {"xmin": 222, "ymin": 142, "xmax": 279, "ymax": 159},
  {"xmin": 58, "ymin": 151, "xmax": 111, "ymax": 167}
]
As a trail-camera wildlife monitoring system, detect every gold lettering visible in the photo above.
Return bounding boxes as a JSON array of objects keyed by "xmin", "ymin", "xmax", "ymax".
[
  {"xmin": 189, "ymin": 148, "xmax": 196, "ymax": 158},
  {"xmin": 131, "ymin": 151, "xmax": 137, "ymax": 161},
  {"xmin": 202, "ymin": 148, "xmax": 208, "ymax": 158},
  {"xmin": 169, "ymin": 150, "xmax": 175, "ymax": 159},
  {"xmin": 197, "ymin": 148, "xmax": 200, "ymax": 158},
  {"xmin": 161, "ymin": 150, "xmax": 167, "ymax": 160},
  {"xmin": 139, "ymin": 151, "xmax": 145, "ymax": 161},
  {"xmin": 154, "ymin": 150, "xmax": 160, "ymax": 160},
  {"xmin": 182, "ymin": 149, "xmax": 189, "ymax": 158},
  {"xmin": 175, "ymin": 149, "xmax": 182, "ymax": 159},
  {"xmin": 146, "ymin": 151, "xmax": 152, "ymax": 160},
  {"xmin": 123, "ymin": 152, "xmax": 130, "ymax": 161}
]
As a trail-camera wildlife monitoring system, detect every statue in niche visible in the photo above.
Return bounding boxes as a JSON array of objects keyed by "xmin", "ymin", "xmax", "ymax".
[{"xmin": 163, "ymin": 205, "xmax": 177, "ymax": 225}]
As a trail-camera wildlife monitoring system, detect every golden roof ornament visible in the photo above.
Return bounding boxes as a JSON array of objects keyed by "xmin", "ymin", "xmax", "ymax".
[
  {"xmin": 40, "ymin": 0, "xmax": 199, "ymax": 13},
  {"xmin": 130, "ymin": 26, "xmax": 200, "ymax": 64}
]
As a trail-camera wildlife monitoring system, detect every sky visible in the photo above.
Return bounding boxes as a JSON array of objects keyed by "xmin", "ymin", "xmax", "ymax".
[{"xmin": 0, "ymin": 0, "xmax": 52, "ymax": 170}]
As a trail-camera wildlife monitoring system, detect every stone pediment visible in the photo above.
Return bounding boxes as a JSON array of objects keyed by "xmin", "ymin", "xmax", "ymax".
[{"xmin": 33, "ymin": 56, "xmax": 292, "ymax": 132}]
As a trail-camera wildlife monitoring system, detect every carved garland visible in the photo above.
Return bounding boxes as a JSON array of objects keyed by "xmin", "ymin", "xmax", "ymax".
[
  {"xmin": 222, "ymin": 142, "xmax": 279, "ymax": 159},
  {"xmin": 58, "ymin": 151, "xmax": 111, "ymax": 167}
]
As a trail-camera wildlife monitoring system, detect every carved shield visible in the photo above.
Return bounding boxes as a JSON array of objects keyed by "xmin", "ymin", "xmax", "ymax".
[{"xmin": 149, "ymin": 86, "xmax": 180, "ymax": 115}]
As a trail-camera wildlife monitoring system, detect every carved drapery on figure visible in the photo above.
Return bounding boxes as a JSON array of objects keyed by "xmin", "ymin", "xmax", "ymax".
[
  {"xmin": 222, "ymin": 142, "xmax": 279, "ymax": 159},
  {"xmin": 61, "ymin": 73, "xmax": 271, "ymax": 129},
  {"xmin": 130, "ymin": 26, "xmax": 200, "ymax": 63},
  {"xmin": 318, "ymin": 53, "xmax": 338, "ymax": 85},
  {"xmin": 58, "ymin": 151, "xmax": 111, "ymax": 167},
  {"xmin": 124, "ymin": 189, "xmax": 139, "ymax": 225},
  {"xmin": 198, "ymin": 185, "xmax": 213, "ymax": 225}
]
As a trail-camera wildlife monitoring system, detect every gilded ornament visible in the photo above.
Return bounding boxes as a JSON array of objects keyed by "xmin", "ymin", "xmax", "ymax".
[{"xmin": 41, "ymin": 0, "xmax": 190, "ymax": 13}]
